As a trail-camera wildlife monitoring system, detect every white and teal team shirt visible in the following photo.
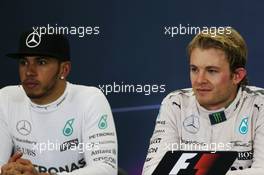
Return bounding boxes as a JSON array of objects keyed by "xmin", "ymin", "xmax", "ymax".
[
  {"xmin": 0, "ymin": 82, "xmax": 117, "ymax": 175},
  {"xmin": 143, "ymin": 86, "xmax": 264, "ymax": 175}
]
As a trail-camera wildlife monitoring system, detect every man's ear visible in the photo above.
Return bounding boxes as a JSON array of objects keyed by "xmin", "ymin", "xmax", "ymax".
[
  {"xmin": 232, "ymin": 67, "xmax": 247, "ymax": 85},
  {"xmin": 59, "ymin": 61, "xmax": 71, "ymax": 80}
]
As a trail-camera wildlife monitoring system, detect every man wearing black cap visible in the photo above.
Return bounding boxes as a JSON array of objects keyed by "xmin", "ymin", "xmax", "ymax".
[{"xmin": 0, "ymin": 31, "xmax": 118, "ymax": 175}]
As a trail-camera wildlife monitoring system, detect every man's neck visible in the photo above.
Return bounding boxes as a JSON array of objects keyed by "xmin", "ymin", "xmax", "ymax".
[
  {"xmin": 201, "ymin": 87, "xmax": 240, "ymax": 111},
  {"xmin": 31, "ymin": 81, "xmax": 67, "ymax": 105}
]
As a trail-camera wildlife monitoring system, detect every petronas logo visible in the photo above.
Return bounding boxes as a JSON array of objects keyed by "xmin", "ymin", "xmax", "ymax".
[
  {"xmin": 63, "ymin": 118, "xmax": 74, "ymax": 136},
  {"xmin": 239, "ymin": 117, "xmax": 248, "ymax": 135},
  {"xmin": 98, "ymin": 115, "xmax": 108, "ymax": 129}
]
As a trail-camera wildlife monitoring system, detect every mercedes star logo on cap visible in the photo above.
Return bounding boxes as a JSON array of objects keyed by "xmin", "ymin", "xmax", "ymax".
[
  {"xmin": 16, "ymin": 120, "xmax": 32, "ymax": 136},
  {"xmin": 26, "ymin": 32, "xmax": 41, "ymax": 48}
]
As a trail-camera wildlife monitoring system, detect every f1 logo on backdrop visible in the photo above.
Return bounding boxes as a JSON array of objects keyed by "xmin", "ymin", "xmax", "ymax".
[
  {"xmin": 169, "ymin": 153, "xmax": 197, "ymax": 174},
  {"xmin": 169, "ymin": 153, "xmax": 219, "ymax": 175},
  {"xmin": 153, "ymin": 151, "xmax": 237, "ymax": 175}
]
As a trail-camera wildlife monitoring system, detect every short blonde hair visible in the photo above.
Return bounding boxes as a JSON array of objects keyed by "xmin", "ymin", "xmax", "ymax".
[{"xmin": 188, "ymin": 27, "xmax": 248, "ymax": 85}]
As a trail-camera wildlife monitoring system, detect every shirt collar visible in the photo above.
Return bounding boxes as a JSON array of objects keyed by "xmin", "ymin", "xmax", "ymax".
[
  {"xmin": 195, "ymin": 86, "xmax": 242, "ymax": 119},
  {"xmin": 28, "ymin": 82, "xmax": 70, "ymax": 113}
]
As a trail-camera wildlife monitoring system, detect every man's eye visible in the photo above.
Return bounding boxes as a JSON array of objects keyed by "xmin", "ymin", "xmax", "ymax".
[
  {"xmin": 38, "ymin": 59, "xmax": 47, "ymax": 65},
  {"xmin": 208, "ymin": 69, "xmax": 218, "ymax": 73},
  {"xmin": 190, "ymin": 67, "xmax": 198, "ymax": 73},
  {"xmin": 19, "ymin": 59, "xmax": 27, "ymax": 66}
]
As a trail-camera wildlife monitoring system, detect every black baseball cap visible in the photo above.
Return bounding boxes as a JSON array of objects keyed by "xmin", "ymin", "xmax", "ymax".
[{"xmin": 6, "ymin": 31, "xmax": 70, "ymax": 61}]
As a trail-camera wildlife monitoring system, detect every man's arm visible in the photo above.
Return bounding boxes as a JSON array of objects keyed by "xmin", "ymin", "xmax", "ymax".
[
  {"xmin": 0, "ymin": 117, "xmax": 13, "ymax": 168},
  {"xmin": 0, "ymin": 91, "xmax": 13, "ymax": 169},
  {"xmin": 1, "ymin": 153, "xmax": 49, "ymax": 175},
  {"xmin": 59, "ymin": 89, "xmax": 118, "ymax": 175},
  {"xmin": 0, "ymin": 152, "xmax": 21, "ymax": 175},
  {"xmin": 226, "ymin": 105, "xmax": 264, "ymax": 175},
  {"xmin": 142, "ymin": 96, "xmax": 181, "ymax": 175}
]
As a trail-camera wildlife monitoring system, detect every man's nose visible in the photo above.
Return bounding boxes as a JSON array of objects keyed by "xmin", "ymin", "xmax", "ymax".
[
  {"xmin": 25, "ymin": 64, "xmax": 37, "ymax": 76},
  {"xmin": 196, "ymin": 71, "xmax": 207, "ymax": 84}
]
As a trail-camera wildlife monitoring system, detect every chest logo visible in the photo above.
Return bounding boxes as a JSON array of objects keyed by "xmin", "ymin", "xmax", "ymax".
[
  {"xmin": 98, "ymin": 115, "xmax": 108, "ymax": 129},
  {"xmin": 209, "ymin": 111, "xmax": 226, "ymax": 125},
  {"xmin": 63, "ymin": 118, "xmax": 75, "ymax": 136},
  {"xmin": 16, "ymin": 120, "xmax": 32, "ymax": 136},
  {"xmin": 239, "ymin": 117, "xmax": 249, "ymax": 135},
  {"xmin": 183, "ymin": 115, "xmax": 200, "ymax": 134}
]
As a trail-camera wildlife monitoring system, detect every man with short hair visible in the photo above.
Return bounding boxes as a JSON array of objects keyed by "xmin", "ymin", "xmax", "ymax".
[
  {"xmin": 0, "ymin": 31, "xmax": 118, "ymax": 175},
  {"xmin": 142, "ymin": 28, "xmax": 264, "ymax": 174}
]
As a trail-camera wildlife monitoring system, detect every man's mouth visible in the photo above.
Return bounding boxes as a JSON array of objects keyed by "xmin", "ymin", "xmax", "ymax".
[
  {"xmin": 196, "ymin": 88, "xmax": 212, "ymax": 94},
  {"xmin": 22, "ymin": 80, "xmax": 40, "ymax": 89},
  {"xmin": 197, "ymin": 88, "xmax": 211, "ymax": 91}
]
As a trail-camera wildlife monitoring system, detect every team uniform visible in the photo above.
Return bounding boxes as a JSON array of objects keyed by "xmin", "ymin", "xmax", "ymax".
[
  {"xmin": 0, "ymin": 82, "xmax": 117, "ymax": 175},
  {"xmin": 143, "ymin": 86, "xmax": 264, "ymax": 175}
]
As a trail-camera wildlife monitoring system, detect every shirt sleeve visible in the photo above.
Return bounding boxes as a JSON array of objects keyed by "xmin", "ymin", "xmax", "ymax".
[
  {"xmin": 0, "ymin": 91, "xmax": 13, "ymax": 167},
  {"xmin": 58, "ymin": 89, "xmax": 118, "ymax": 175},
  {"xmin": 142, "ymin": 95, "xmax": 181, "ymax": 175},
  {"xmin": 226, "ymin": 102, "xmax": 264, "ymax": 175}
]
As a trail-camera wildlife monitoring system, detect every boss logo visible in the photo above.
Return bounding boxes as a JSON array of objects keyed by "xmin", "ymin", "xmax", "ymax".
[{"xmin": 237, "ymin": 150, "xmax": 253, "ymax": 160}]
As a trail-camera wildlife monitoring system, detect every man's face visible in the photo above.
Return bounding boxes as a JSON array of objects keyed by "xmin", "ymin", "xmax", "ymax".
[
  {"xmin": 190, "ymin": 48, "xmax": 238, "ymax": 110},
  {"xmin": 19, "ymin": 56, "xmax": 61, "ymax": 100}
]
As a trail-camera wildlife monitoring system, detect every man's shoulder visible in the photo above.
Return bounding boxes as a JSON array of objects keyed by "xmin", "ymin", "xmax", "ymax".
[
  {"xmin": 162, "ymin": 88, "xmax": 194, "ymax": 103},
  {"xmin": 240, "ymin": 86, "xmax": 264, "ymax": 107},
  {"xmin": 165, "ymin": 88, "xmax": 193, "ymax": 98},
  {"xmin": 0, "ymin": 86, "xmax": 26, "ymax": 107},
  {"xmin": 69, "ymin": 83, "xmax": 105, "ymax": 98},
  {"xmin": 0, "ymin": 85, "xmax": 24, "ymax": 99},
  {"xmin": 242, "ymin": 86, "xmax": 264, "ymax": 97}
]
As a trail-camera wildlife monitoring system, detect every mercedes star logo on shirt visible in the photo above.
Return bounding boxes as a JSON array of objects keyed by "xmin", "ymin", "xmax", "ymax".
[
  {"xmin": 16, "ymin": 120, "xmax": 32, "ymax": 136},
  {"xmin": 183, "ymin": 115, "xmax": 200, "ymax": 134},
  {"xmin": 26, "ymin": 32, "xmax": 41, "ymax": 48}
]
